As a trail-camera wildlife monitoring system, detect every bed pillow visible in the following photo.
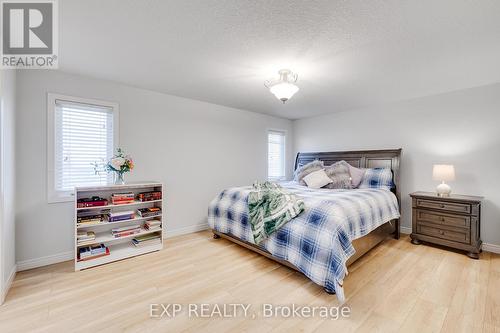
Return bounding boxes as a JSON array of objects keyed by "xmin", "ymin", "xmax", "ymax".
[
  {"xmin": 303, "ymin": 169, "xmax": 333, "ymax": 189},
  {"xmin": 347, "ymin": 163, "xmax": 366, "ymax": 188},
  {"xmin": 294, "ymin": 160, "xmax": 325, "ymax": 186},
  {"xmin": 358, "ymin": 168, "xmax": 394, "ymax": 191},
  {"xmin": 323, "ymin": 161, "xmax": 352, "ymax": 189}
]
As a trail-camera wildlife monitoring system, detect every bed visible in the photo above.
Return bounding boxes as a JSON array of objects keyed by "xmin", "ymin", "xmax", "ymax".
[{"xmin": 208, "ymin": 149, "xmax": 402, "ymax": 301}]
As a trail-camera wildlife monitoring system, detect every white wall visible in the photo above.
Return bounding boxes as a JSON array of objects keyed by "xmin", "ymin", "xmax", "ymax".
[
  {"xmin": 15, "ymin": 70, "xmax": 293, "ymax": 266},
  {"xmin": 0, "ymin": 70, "xmax": 17, "ymax": 302},
  {"xmin": 293, "ymin": 83, "xmax": 500, "ymax": 247}
]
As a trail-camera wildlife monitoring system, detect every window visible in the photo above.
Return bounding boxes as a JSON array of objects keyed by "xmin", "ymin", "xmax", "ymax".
[
  {"xmin": 268, "ymin": 130, "xmax": 286, "ymax": 181},
  {"xmin": 47, "ymin": 94, "xmax": 118, "ymax": 202}
]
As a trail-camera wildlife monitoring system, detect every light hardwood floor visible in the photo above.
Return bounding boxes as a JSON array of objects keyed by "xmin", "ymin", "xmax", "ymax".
[{"xmin": 1, "ymin": 231, "xmax": 499, "ymax": 332}]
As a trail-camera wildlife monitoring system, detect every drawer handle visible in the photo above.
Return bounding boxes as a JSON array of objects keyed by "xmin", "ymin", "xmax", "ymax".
[
  {"xmin": 440, "ymin": 204, "xmax": 446, "ymax": 208},
  {"xmin": 440, "ymin": 217, "xmax": 445, "ymax": 222},
  {"xmin": 439, "ymin": 230, "xmax": 445, "ymax": 235}
]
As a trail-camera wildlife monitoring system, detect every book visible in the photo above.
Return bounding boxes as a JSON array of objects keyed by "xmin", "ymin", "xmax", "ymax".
[
  {"xmin": 111, "ymin": 199, "xmax": 135, "ymax": 205},
  {"xmin": 108, "ymin": 215, "xmax": 134, "ymax": 222},
  {"xmin": 77, "ymin": 197, "xmax": 108, "ymax": 208},
  {"xmin": 107, "ymin": 210, "xmax": 135, "ymax": 222},
  {"xmin": 108, "ymin": 214, "xmax": 134, "ymax": 222},
  {"xmin": 78, "ymin": 219, "xmax": 102, "ymax": 224},
  {"xmin": 112, "ymin": 229, "xmax": 141, "ymax": 238},
  {"xmin": 78, "ymin": 247, "xmax": 110, "ymax": 261},
  {"xmin": 111, "ymin": 225, "xmax": 141, "ymax": 238},
  {"xmin": 144, "ymin": 219, "xmax": 162, "ymax": 231},
  {"xmin": 77, "ymin": 231, "xmax": 96, "ymax": 242},
  {"xmin": 132, "ymin": 233, "xmax": 161, "ymax": 247},
  {"xmin": 137, "ymin": 207, "xmax": 161, "ymax": 217},
  {"xmin": 138, "ymin": 191, "xmax": 162, "ymax": 202},
  {"xmin": 108, "ymin": 210, "xmax": 135, "ymax": 217},
  {"xmin": 112, "ymin": 192, "xmax": 134, "ymax": 198},
  {"xmin": 112, "ymin": 197, "xmax": 135, "ymax": 202},
  {"xmin": 77, "ymin": 213, "xmax": 105, "ymax": 224},
  {"xmin": 89, "ymin": 244, "xmax": 106, "ymax": 255},
  {"xmin": 134, "ymin": 233, "xmax": 160, "ymax": 241},
  {"xmin": 111, "ymin": 192, "xmax": 135, "ymax": 205},
  {"xmin": 79, "ymin": 244, "xmax": 106, "ymax": 257}
]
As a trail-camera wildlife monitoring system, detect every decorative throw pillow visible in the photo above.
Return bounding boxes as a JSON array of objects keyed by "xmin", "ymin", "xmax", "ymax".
[
  {"xmin": 294, "ymin": 160, "xmax": 325, "ymax": 186},
  {"xmin": 347, "ymin": 163, "xmax": 366, "ymax": 188},
  {"xmin": 303, "ymin": 169, "xmax": 333, "ymax": 189},
  {"xmin": 323, "ymin": 161, "xmax": 353, "ymax": 189},
  {"xmin": 358, "ymin": 168, "xmax": 394, "ymax": 191}
]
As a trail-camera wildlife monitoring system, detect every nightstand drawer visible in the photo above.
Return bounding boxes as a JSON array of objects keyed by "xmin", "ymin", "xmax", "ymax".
[
  {"xmin": 416, "ymin": 199, "xmax": 471, "ymax": 214},
  {"xmin": 417, "ymin": 222, "xmax": 470, "ymax": 244},
  {"xmin": 416, "ymin": 210, "xmax": 470, "ymax": 228}
]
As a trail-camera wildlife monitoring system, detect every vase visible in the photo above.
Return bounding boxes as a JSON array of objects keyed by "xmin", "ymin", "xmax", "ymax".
[{"xmin": 114, "ymin": 172, "xmax": 125, "ymax": 185}]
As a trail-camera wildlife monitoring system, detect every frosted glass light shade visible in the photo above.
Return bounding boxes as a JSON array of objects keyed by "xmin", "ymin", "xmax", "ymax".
[
  {"xmin": 269, "ymin": 82, "xmax": 299, "ymax": 103},
  {"xmin": 432, "ymin": 164, "xmax": 455, "ymax": 181}
]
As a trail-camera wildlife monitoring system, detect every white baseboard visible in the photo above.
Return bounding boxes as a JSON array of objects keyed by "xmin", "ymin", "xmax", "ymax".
[
  {"xmin": 483, "ymin": 242, "xmax": 500, "ymax": 254},
  {"xmin": 17, "ymin": 251, "xmax": 73, "ymax": 272},
  {"xmin": 400, "ymin": 226, "xmax": 412, "ymax": 234},
  {"xmin": 17, "ymin": 222, "xmax": 495, "ymax": 271},
  {"xmin": 16, "ymin": 223, "xmax": 210, "ymax": 272},
  {"xmin": 1, "ymin": 264, "xmax": 17, "ymax": 304},
  {"xmin": 165, "ymin": 223, "xmax": 209, "ymax": 238}
]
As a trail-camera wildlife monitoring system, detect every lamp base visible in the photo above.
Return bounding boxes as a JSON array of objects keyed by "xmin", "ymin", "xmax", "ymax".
[{"xmin": 436, "ymin": 182, "xmax": 451, "ymax": 197}]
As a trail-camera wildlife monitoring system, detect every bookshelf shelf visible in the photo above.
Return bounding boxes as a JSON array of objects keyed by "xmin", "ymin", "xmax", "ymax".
[
  {"xmin": 76, "ymin": 199, "xmax": 163, "ymax": 211},
  {"xmin": 76, "ymin": 242, "xmax": 163, "ymax": 270},
  {"xmin": 77, "ymin": 215, "xmax": 162, "ymax": 229},
  {"xmin": 76, "ymin": 228, "xmax": 162, "ymax": 247},
  {"xmin": 74, "ymin": 182, "xmax": 164, "ymax": 271}
]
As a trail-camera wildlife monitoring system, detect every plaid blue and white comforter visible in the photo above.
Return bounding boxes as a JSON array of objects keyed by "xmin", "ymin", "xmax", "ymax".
[{"xmin": 208, "ymin": 181, "xmax": 400, "ymax": 302}]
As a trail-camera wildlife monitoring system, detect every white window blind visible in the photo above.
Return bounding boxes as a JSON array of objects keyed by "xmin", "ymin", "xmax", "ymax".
[
  {"xmin": 54, "ymin": 99, "xmax": 114, "ymax": 193},
  {"xmin": 268, "ymin": 130, "xmax": 286, "ymax": 180}
]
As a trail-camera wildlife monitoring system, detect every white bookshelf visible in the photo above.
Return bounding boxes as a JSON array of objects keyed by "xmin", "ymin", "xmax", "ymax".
[{"xmin": 74, "ymin": 182, "xmax": 164, "ymax": 271}]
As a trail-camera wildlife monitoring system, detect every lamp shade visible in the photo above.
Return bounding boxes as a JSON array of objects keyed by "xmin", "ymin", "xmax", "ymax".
[
  {"xmin": 269, "ymin": 82, "xmax": 299, "ymax": 103},
  {"xmin": 432, "ymin": 164, "xmax": 455, "ymax": 181}
]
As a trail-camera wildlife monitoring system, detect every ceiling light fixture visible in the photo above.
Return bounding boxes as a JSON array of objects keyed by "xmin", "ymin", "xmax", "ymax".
[{"xmin": 264, "ymin": 69, "xmax": 299, "ymax": 104}]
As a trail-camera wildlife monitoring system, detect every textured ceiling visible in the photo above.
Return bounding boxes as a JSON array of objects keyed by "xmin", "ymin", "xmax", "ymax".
[{"xmin": 59, "ymin": 0, "xmax": 500, "ymax": 119}]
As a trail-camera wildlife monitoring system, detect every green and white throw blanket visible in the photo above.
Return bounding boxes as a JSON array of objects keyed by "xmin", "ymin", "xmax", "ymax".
[{"xmin": 248, "ymin": 181, "xmax": 305, "ymax": 244}]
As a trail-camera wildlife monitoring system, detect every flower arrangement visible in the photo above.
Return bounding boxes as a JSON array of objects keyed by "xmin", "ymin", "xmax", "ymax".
[{"xmin": 94, "ymin": 148, "xmax": 134, "ymax": 184}]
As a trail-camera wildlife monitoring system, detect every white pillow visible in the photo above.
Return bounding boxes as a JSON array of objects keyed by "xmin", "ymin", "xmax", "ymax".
[{"xmin": 302, "ymin": 169, "xmax": 332, "ymax": 189}]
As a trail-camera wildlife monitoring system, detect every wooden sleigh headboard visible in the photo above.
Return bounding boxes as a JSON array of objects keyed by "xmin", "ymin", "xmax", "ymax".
[{"xmin": 294, "ymin": 149, "xmax": 402, "ymax": 208}]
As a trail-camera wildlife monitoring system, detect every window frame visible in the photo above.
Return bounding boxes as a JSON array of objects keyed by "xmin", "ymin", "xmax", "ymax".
[
  {"xmin": 267, "ymin": 129, "xmax": 287, "ymax": 181},
  {"xmin": 47, "ymin": 93, "xmax": 119, "ymax": 203}
]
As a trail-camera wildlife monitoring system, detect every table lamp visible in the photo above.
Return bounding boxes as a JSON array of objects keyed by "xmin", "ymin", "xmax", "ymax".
[{"xmin": 432, "ymin": 164, "xmax": 455, "ymax": 197}]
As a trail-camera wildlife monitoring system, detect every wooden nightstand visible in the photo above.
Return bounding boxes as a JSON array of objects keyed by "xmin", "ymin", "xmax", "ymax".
[{"xmin": 409, "ymin": 191, "xmax": 483, "ymax": 259}]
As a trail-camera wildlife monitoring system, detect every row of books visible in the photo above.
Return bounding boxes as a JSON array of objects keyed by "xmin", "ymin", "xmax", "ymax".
[
  {"xmin": 77, "ymin": 212, "xmax": 106, "ymax": 225},
  {"xmin": 138, "ymin": 191, "xmax": 162, "ymax": 202},
  {"xmin": 77, "ymin": 233, "xmax": 162, "ymax": 262},
  {"xmin": 111, "ymin": 192, "xmax": 135, "ymax": 205},
  {"xmin": 137, "ymin": 207, "xmax": 161, "ymax": 217},
  {"xmin": 77, "ymin": 207, "xmax": 162, "ymax": 226},
  {"xmin": 132, "ymin": 233, "xmax": 161, "ymax": 247},
  {"xmin": 78, "ymin": 244, "xmax": 109, "ymax": 261},
  {"xmin": 77, "ymin": 196, "xmax": 108, "ymax": 208},
  {"xmin": 77, "ymin": 191, "xmax": 162, "ymax": 208},
  {"xmin": 77, "ymin": 222, "xmax": 162, "ymax": 245}
]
